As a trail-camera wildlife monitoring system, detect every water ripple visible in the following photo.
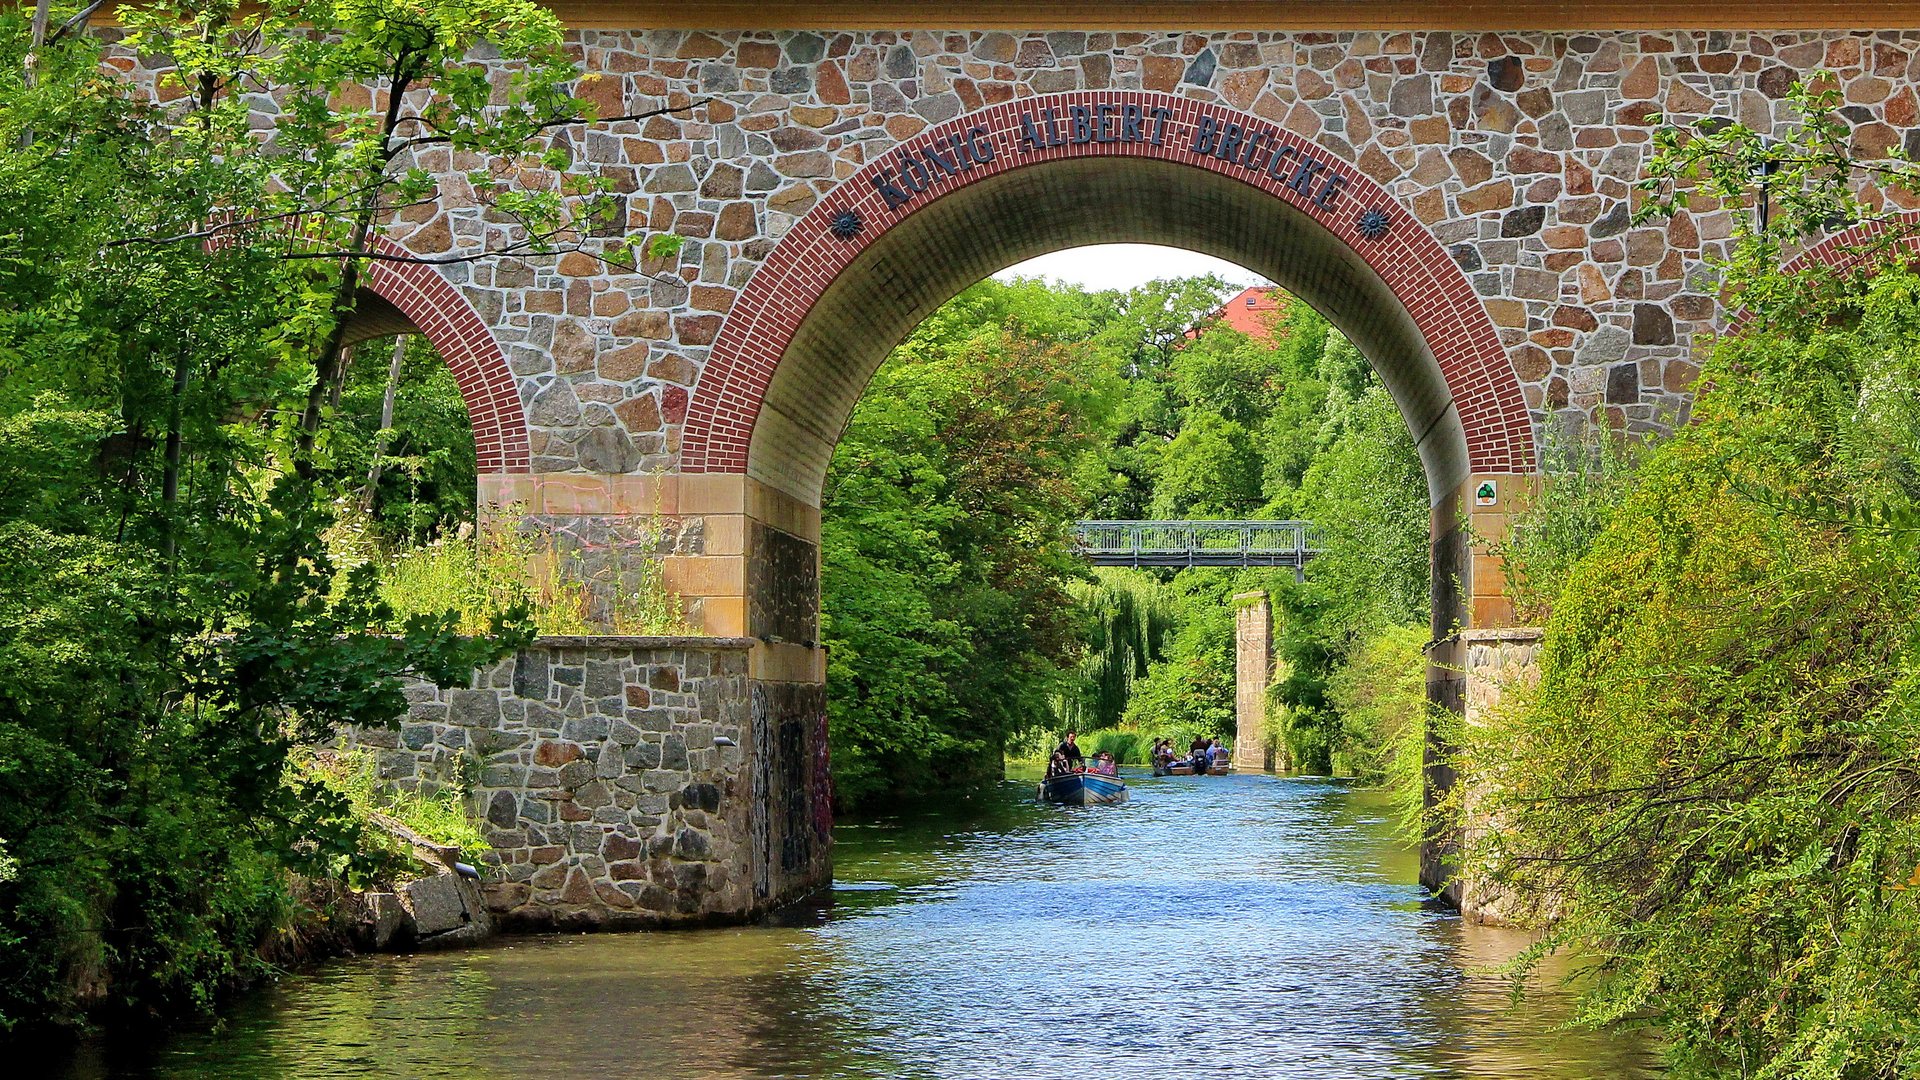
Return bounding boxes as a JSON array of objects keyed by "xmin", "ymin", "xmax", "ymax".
[{"xmin": 58, "ymin": 770, "xmax": 1657, "ymax": 1079}]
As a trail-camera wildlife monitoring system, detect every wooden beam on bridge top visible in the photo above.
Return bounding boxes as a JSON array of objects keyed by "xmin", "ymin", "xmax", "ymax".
[{"xmin": 546, "ymin": 1, "xmax": 1920, "ymax": 31}]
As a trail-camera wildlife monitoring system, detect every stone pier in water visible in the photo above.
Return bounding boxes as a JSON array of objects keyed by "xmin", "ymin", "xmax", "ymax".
[
  {"xmin": 1234, "ymin": 591, "xmax": 1278, "ymax": 772},
  {"xmin": 344, "ymin": 637, "xmax": 830, "ymax": 928}
]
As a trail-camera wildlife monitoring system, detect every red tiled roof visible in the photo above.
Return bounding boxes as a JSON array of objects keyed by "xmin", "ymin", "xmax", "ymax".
[{"xmin": 1188, "ymin": 286, "xmax": 1286, "ymax": 341}]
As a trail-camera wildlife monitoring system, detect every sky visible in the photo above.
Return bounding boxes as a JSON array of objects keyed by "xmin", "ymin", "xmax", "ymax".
[{"xmin": 992, "ymin": 244, "xmax": 1269, "ymax": 293}]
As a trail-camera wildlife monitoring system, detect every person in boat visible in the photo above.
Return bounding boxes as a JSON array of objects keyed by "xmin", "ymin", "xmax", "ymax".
[
  {"xmin": 1055, "ymin": 730, "xmax": 1086, "ymax": 773},
  {"xmin": 1189, "ymin": 735, "xmax": 1210, "ymax": 773},
  {"xmin": 1150, "ymin": 739, "xmax": 1174, "ymax": 775},
  {"xmin": 1205, "ymin": 739, "xmax": 1223, "ymax": 771},
  {"xmin": 1091, "ymin": 751, "xmax": 1117, "ymax": 776},
  {"xmin": 1046, "ymin": 750, "xmax": 1071, "ymax": 778}
]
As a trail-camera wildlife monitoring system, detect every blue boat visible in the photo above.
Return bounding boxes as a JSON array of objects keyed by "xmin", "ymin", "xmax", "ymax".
[{"xmin": 1037, "ymin": 771, "xmax": 1129, "ymax": 805}]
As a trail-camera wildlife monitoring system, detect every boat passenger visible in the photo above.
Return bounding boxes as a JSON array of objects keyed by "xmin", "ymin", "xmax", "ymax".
[
  {"xmin": 1092, "ymin": 751, "xmax": 1117, "ymax": 776},
  {"xmin": 1055, "ymin": 730, "xmax": 1086, "ymax": 773},
  {"xmin": 1189, "ymin": 735, "xmax": 1210, "ymax": 774},
  {"xmin": 1151, "ymin": 739, "xmax": 1175, "ymax": 775}
]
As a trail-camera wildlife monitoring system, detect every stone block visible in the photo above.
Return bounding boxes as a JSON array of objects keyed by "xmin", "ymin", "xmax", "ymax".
[
  {"xmin": 398, "ymin": 873, "xmax": 478, "ymax": 938},
  {"xmin": 674, "ymin": 828, "xmax": 713, "ymax": 859},
  {"xmin": 1606, "ymin": 363, "xmax": 1640, "ymax": 404},
  {"xmin": 361, "ymin": 891, "xmax": 412, "ymax": 949},
  {"xmin": 446, "ymin": 690, "xmax": 501, "ymax": 728},
  {"xmin": 485, "ymin": 791, "xmax": 519, "ymax": 829},
  {"xmin": 510, "ymin": 657, "xmax": 549, "ymax": 707},
  {"xmin": 1632, "ymin": 303, "xmax": 1675, "ymax": 345}
]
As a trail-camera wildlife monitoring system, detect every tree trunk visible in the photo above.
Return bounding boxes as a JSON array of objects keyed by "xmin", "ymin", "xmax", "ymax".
[
  {"xmin": 328, "ymin": 342, "xmax": 356, "ymax": 410},
  {"xmin": 160, "ymin": 347, "xmax": 191, "ymax": 568},
  {"xmin": 295, "ymin": 253, "xmax": 364, "ymax": 469},
  {"xmin": 294, "ymin": 59, "xmax": 417, "ymax": 472},
  {"xmin": 25, "ymin": 0, "xmax": 50, "ymax": 84},
  {"xmin": 17, "ymin": 0, "xmax": 52, "ymax": 147},
  {"xmin": 359, "ymin": 336, "xmax": 407, "ymax": 513}
]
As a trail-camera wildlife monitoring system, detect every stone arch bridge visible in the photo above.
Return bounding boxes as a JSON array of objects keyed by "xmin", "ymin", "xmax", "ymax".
[{"xmin": 306, "ymin": 5, "xmax": 1920, "ymax": 925}]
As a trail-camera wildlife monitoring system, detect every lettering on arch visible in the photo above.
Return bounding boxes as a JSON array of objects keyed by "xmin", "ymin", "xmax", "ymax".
[{"xmin": 863, "ymin": 102, "xmax": 1363, "ymax": 229}]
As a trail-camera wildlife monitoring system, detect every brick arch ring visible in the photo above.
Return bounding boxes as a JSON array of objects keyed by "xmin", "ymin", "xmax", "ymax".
[
  {"xmin": 358, "ymin": 236, "xmax": 530, "ymax": 474},
  {"xmin": 1785, "ymin": 210, "xmax": 1920, "ymax": 277},
  {"xmin": 680, "ymin": 89, "xmax": 1535, "ymax": 490}
]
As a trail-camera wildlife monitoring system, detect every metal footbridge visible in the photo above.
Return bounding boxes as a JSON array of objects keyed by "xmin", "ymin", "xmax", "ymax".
[{"xmin": 1072, "ymin": 520, "xmax": 1321, "ymax": 575}]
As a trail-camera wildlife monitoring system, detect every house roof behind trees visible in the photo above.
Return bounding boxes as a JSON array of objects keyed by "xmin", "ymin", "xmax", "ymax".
[{"xmin": 1189, "ymin": 286, "xmax": 1286, "ymax": 342}]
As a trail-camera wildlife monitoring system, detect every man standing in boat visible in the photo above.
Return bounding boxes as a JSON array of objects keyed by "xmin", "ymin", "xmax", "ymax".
[{"xmin": 1055, "ymin": 730, "xmax": 1086, "ymax": 772}]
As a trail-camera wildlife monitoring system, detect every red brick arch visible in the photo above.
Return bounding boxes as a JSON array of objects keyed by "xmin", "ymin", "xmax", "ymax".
[
  {"xmin": 1785, "ymin": 211, "xmax": 1920, "ymax": 276},
  {"xmin": 361, "ymin": 236, "xmax": 529, "ymax": 474},
  {"xmin": 680, "ymin": 90, "xmax": 1535, "ymax": 485}
]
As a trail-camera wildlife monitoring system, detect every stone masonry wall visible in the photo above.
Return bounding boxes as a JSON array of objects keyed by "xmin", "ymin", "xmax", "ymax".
[
  {"xmin": 1454, "ymin": 626, "xmax": 1546, "ymax": 926},
  {"xmin": 1234, "ymin": 591, "xmax": 1276, "ymax": 772},
  {"xmin": 342, "ymin": 636, "xmax": 830, "ymax": 928},
  {"xmin": 112, "ymin": 28, "xmax": 1920, "ymax": 479}
]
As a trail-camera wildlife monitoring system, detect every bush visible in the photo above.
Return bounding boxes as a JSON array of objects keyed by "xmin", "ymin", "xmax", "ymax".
[
  {"xmin": 286, "ymin": 749, "xmax": 488, "ymax": 886},
  {"xmin": 1082, "ymin": 730, "xmax": 1151, "ymax": 764},
  {"xmin": 1121, "ymin": 570, "xmax": 1239, "ymax": 738},
  {"xmin": 332, "ymin": 507, "xmax": 684, "ymax": 637},
  {"xmin": 1470, "ymin": 260, "xmax": 1920, "ymax": 1075},
  {"xmin": 1056, "ymin": 570, "xmax": 1177, "ymax": 732},
  {"xmin": 1327, "ymin": 623, "xmax": 1430, "ymax": 833},
  {"xmin": 1491, "ymin": 432, "xmax": 1639, "ymax": 624}
]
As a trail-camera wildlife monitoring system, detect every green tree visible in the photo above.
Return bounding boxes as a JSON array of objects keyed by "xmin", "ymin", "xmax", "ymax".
[
  {"xmin": 1057, "ymin": 570, "xmax": 1177, "ymax": 733},
  {"xmin": 1262, "ymin": 376, "xmax": 1429, "ymax": 774},
  {"xmin": 1327, "ymin": 622, "xmax": 1429, "ymax": 794},
  {"xmin": 320, "ymin": 336, "xmax": 478, "ymax": 544},
  {"xmin": 1169, "ymin": 326, "xmax": 1281, "ymax": 428},
  {"xmin": 1149, "ymin": 413, "xmax": 1264, "ymax": 518},
  {"xmin": 1292, "ymin": 384, "xmax": 1430, "ymax": 631},
  {"xmin": 1469, "ymin": 78, "xmax": 1920, "ymax": 1075},
  {"xmin": 1119, "ymin": 569, "xmax": 1242, "ymax": 741},
  {"xmin": 0, "ymin": 0, "xmax": 693, "ymax": 1031},
  {"xmin": 822, "ymin": 307, "xmax": 1105, "ymax": 807}
]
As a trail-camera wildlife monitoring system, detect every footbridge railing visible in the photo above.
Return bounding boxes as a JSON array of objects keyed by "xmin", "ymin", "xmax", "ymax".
[{"xmin": 1071, "ymin": 520, "xmax": 1321, "ymax": 576}]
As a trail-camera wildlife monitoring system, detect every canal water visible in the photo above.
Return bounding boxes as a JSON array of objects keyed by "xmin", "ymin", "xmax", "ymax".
[{"xmin": 63, "ymin": 770, "xmax": 1656, "ymax": 1079}]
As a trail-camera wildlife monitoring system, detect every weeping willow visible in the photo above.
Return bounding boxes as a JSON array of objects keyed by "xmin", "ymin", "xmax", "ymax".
[{"xmin": 1056, "ymin": 569, "xmax": 1178, "ymax": 731}]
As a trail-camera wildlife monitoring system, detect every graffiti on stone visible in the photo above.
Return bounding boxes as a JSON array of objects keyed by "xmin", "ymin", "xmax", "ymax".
[
  {"xmin": 749, "ymin": 679, "xmax": 828, "ymax": 898},
  {"xmin": 813, "ymin": 703, "xmax": 832, "ymax": 844},
  {"xmin": 778, "ymin": 717, "xmax": 811, "ymax": 873}
]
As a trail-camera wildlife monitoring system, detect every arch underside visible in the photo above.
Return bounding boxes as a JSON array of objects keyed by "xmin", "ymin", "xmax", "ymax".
[
  {"xmin": 748, "ymin": 156, "xmax": 1471, "ymax": 509},
  {"xmin": 340, "ymin": 291, "xmax": 419, "ymax": 347},
  {"xmin": 340, "ymin": 242, "xmax": 530, "ymax": 475}
]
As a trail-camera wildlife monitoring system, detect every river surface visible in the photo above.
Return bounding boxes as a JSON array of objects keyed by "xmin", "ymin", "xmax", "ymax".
[{"xmin": 61, "ymin": 769, "xmax": 1657, "ymax": 1079}]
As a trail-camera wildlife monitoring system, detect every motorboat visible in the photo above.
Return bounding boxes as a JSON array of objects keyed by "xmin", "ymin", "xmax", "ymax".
[{"xmin": 1037, "ymin": 770, "xmax": 1129, "ymax": 805}]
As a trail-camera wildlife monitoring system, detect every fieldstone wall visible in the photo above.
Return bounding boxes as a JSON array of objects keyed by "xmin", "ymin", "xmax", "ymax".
[
  {"xmin": 343, "ymin": 636, "xmax": 830, "ymax": 928},
  {"xmin": 1451, "ymin": 626, "xmax": 1546, "ymax": 925},
  {"xmin": 111, "ymin": 27, "xmax": 1920, "ymax": 477},
  {"xmin": 1234, "ymin": 591, "xmax": 1277, "ymax": 772}
]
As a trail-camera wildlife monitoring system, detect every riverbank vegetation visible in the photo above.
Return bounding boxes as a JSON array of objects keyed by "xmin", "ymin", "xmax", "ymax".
[
  {"xmin": 819, "ymin": 274, "xmax": 1434, "ymax": 808},
  {"xmin": 1472, "ymin": 83, "xmax": 1920, "ymax": 1076},
  {"xmin": 0, "ymin": 0, "xmax": 647, "ymax": 1037},
  {"xmin": 19, "ymin": 0, "xmax": 1914, "ymax": 1069}
]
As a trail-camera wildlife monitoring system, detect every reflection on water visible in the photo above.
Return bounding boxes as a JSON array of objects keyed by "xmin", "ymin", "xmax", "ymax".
[{"xmin": 62, "ymin": 771, "xmax": 1657, "ymax": 1079}]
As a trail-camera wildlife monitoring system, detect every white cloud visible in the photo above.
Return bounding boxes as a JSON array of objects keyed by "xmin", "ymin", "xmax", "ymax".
[{"xmin": 993, "ymin": 244, "xmax": 1270, "ymax": 293}]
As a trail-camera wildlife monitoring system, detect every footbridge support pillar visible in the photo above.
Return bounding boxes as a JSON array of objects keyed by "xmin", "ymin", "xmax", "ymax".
[{"xmin": 1234, "ymin": 591, "xmax": 1278, "ymax": 773}]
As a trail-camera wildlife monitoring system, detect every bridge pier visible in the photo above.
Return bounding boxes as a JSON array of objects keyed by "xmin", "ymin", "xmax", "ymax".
[
  {"xmin": 1422, "ymin": 474, "xmax": 1540, "ymax": 902},
  {"xmin": 1233, "ymin": 591, "xmax": 1279, "ymax": 773},
  {"xmin": 1425, "ymin": 627, "xmax": 1547, "ymax": 923},
  {"xmin": 346, "ymin": 635, "xmax": 830, "ymax": 929}
]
